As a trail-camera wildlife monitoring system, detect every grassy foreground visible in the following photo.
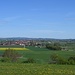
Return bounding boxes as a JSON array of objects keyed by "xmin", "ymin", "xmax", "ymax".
[{"xmin": 0, "ymin": 63, "xmax": 75, "ymax": 75}]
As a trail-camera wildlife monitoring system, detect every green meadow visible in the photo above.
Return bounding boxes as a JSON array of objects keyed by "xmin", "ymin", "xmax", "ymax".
[
  {"xmin": 0, "ymin": 46, "xmax": 75, "ymax": 75},
  {"xmin": 0, "ymin": 63, "xmax": 75, "ymax": 75},
  {"xmin": 0, "ymin": 46, "xmax": 75, "ymax": 63}
]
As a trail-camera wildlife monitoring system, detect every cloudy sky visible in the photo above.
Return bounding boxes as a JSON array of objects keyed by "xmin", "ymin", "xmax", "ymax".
[{"xmin": 0, "ymin": 0, "xmax": 75, "ymax": 39}]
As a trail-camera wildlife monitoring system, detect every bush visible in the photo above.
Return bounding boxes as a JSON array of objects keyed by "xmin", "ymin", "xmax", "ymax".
[
  {"xmin": 57, "ymin": 57, "xmax": 68, "ymax": 64},
  {"xmin": 50, "ymin": 53, "xmax": 59, "ymax": 61},
  {"xmin": 49, "ymin": 53, "xmax": 68, "ymax": 64},
  {"xmin": 46, "ymin": 43, "xmax": 61, "ymax": 50},
  {"xmin": 23, "ymin": 58, "xmax": 36, "ymax": 63},
  {"xmin": 2, "ymin": 48, "xmax": 21, "ymax": 62},
  {"xmin": 68, "ymin": 56, "xmax": 75, "ymax": 65},
  {"xmin": 1, "ymin": 57, "xmax": 11, "ymax": 62}
]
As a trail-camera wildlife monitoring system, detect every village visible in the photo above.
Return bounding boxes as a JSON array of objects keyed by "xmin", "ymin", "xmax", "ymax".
[{"xmin": 0, "ymin": 39, "xmax": 46, "ymax": 48}]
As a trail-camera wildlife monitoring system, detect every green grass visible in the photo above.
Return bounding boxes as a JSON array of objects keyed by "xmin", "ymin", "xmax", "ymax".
[
  {"xmin": 26, "ymin": 46, "xmax": 49, "ymax": 51},
  {"xmin": 0, "ymin": 46, "xmax": 75, "ymax": 75},
  {"xmin": 16, "ymin": 46, "xmax": 75, "ymax": 63},
  {"xmin": 0, "ymin": 46, "xmax": 75, "ymax": 63},
  {"xmin": 0, "ymin": 63, "xmax": 75, "ymax": 75}
]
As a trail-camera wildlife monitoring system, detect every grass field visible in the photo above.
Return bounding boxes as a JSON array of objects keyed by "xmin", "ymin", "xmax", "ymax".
[
  {"xmin": 0, "ymin": 46, "xmax": 75, "ymax": 75},
  {"xmin": 18, "ymin": 46, "xmax": 75, "ymax": 63},
  {"xmin": 0, "ymin": 63, "xmax": 75, "ymax": 75},
  {"xmin": 0, "ymin": 46, "xmax": 75, "ymax": 63}
]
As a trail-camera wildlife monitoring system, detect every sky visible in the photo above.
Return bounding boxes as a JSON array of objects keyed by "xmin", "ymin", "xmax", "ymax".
[{"xmin": 0, "ymin": 0, "xmax": 75, "ymax": 39}]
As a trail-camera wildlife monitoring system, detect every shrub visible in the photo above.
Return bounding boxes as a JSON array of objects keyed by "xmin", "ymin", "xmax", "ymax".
[
  {"xmin": 50, "ymin": 53, "xmax": 59, "ymax": 61},
  {"xmin": 23, "ymin": 58, "xmax": 36, "ymax": 63},
  {"xmin": 46, "ymin": 43, "xmax": 61, "ymax": 50},
  {"xmin": 49, "ymin": 53, "xmax": 68, "ymax": 64},
  {"xmin": 1, "ymin": 57, "xmax": 11, "ymax": 62},
  {"xmin": 2, "ymin": 48, "xmax": 21, "ymax": 62},
  {"xmin": 68, "ymin": 56, "xmax": 75, "ymax": 65},
  {"xmin": 57, "ymin": 57, "xmax": 68, "ymax": 64}
]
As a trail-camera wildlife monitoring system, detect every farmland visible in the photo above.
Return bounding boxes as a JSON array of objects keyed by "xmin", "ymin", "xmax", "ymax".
[
  {"xmin": 0, "ymin": 46, "xmax": 75, "ymax": 63},
  {"xmin": 0, "ymin": 0, "xmax": 75, "ymax": 74},
  {"xmin": 0, "ymin": 63, "xmax": 75, "ymax": 75},
  {"xmin": 0, "ymin": 44, "xmax": 75, "ymax": 75}
]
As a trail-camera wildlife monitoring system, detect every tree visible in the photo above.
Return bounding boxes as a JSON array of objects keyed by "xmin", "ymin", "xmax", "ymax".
[
  {"xmin": 2, "ymin": 48, "xmax": 21, "ymax": 62},
  {"xmin": 46, "ymin": 43, "xmax": 61, "ymax": 50},
  {"xmin": 49, "ymin": 53, "xmax": 68, "ymax": 64},
  {"xmin": 68, "ymin": 56, "xmax": 75, "ymax": 65},
  {"xmin": 50, "ymin": 53, "xmax": 59, "ymax": 61},
  {"xmin": 23, "ymin": 58, "xmax": 36, "ymax": 63}
]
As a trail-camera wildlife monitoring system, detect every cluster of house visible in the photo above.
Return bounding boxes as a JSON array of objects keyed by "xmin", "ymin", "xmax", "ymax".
[
  {"xmin": 0, "ymin": 40, "xmax": 68, "ymax": 50},
  {"xmin": 0, "ymin": 40, "xmax": 30, "ymax": 46},
  {"xmin": 0, "ymin": 40, "xmax": 44, "ymax": 47}
]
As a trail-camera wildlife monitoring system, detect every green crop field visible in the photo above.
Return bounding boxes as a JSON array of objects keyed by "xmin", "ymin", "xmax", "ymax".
[
  {"xmin": 17, "ymin": 46, "xmax": 75, "ymax": 63},
  {"xmin": 0, "ymin": 46, "xmax": 75, "ymax": 63},
  {"xmin": 0, "ymin": 63, "xmax": 75, "ymax": 75},
  {"xmin": 0, "ymin": 46, "xmax": 75, "ymax": 75}
]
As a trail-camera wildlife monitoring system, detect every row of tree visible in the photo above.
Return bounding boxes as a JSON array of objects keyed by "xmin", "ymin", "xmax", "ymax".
[{"xmin": 46, "ymin": 43, "xmax": 62, "ymax": 50}]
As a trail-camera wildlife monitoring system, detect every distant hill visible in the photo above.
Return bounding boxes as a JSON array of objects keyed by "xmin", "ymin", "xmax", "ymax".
[{"xmin": 0, "ymin": 37, "xmax": 75, "ymax": 41}]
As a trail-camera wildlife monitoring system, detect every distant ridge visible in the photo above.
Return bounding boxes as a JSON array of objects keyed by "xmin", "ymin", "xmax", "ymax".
[{"xmin": 0, "ymin": 37, "xmax": 75, "ymax": 41}]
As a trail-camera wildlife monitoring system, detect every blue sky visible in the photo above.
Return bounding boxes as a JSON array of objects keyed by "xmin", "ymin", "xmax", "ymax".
[{"xmin": 0, "ymin": 0, "xmax": 75, "ymax": 39}]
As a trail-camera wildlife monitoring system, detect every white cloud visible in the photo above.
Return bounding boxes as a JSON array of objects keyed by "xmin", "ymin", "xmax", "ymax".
[
  {"xmin": 65, "ymin": 18, "xmax": 75, "ymax": 20},
  {"xmin": 0, "ymin": 20, "xmax": 6, "ymax": 23},
  {"xmin": 30, "ymin": 8, "xmax": 40, "ymax": 11},
  {"xmin": 4, "ymin": 16, "xmax": 21, "ymax": 21},
  {"xmin": 65, "ymin": 12, "xmax": 75, "ymax": 20},
  {"xmin": 0, "ymin": 16, "xmax": 21, "ymax": 25},
  {"xmin": 31, "ymin": 30, "xmax": 65, "ymax": 34},
  {"xmin": 66, "ymin": 12, "xmax": 75, "ymax": 17}
]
